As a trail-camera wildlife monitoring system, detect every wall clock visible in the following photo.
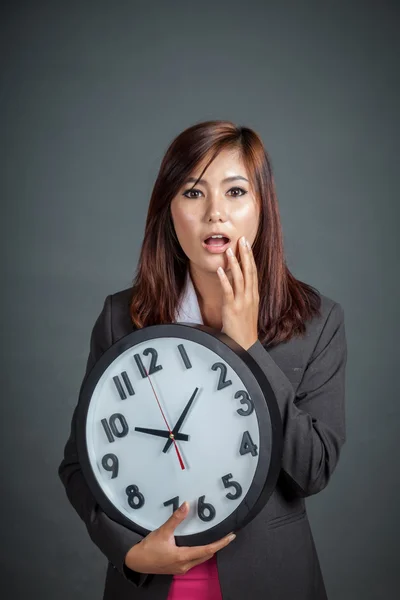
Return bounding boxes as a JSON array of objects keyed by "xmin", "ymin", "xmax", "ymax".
[{"xmin": 76, "ymin": 323, "xmax": 283, "ymax": 546}]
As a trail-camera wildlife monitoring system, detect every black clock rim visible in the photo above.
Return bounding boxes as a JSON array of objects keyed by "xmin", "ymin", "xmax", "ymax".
[{"xmin": 76, "ymin": 323, "xmax": 283, "ymax": 546}]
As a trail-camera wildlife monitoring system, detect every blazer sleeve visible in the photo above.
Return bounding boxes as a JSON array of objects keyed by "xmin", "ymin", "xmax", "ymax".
[
  {"xmin": 57, "ymin": 294, "xmax": 149, "ymax": 588},
  {"xmin": 246, "ymin": 301, "xmax": 347, "ymax": 497}
]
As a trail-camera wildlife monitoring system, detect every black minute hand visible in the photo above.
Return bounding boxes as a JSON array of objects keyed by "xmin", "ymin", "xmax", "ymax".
[{"xmin": 162, "ymin": 387, "xmax": 199, "ymax": 454}]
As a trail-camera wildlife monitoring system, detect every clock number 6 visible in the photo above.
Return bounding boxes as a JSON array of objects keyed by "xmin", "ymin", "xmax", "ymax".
[
  {"xmin": 222, "ymin": 473, "xmax": 243, "ymax": 500},
  {"xmin": 198, "ymin": 495, "xmax": 216, "ymax": 522}
]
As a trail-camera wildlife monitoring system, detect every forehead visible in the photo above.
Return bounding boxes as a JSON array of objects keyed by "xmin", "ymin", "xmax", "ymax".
[{"xmin": 189, "ymin": 148, "xmax": 248, "ymax": 182}]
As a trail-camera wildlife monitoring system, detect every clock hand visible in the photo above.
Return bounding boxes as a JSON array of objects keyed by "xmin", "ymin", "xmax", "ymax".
[
  {"xmin": 134, "ymin": 427, "xmax": 189, "ymax": 441},
  {"xmin": 143, "ymin": 365, "xmax": 186, "ymax": 470},
  {"xmin": 162, "ymin": 387, "xmax": 199, "ymax": 454}
]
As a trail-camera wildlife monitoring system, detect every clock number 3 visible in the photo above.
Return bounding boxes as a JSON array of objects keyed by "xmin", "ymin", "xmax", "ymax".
[{"xmin": 235, "ymin": 390, "xmax": 254, "ymax": 416}]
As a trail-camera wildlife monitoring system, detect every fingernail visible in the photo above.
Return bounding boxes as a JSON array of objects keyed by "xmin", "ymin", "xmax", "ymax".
[
  {"xmin": 240, "ymin": 236, "xmax": 247, "ymax": 247},
  {"xmin": 226, "ymin": 247, "xmax": 234, "ymax": 256},
  {"xmin": 246, "ymin": 240, "xmax": 251, "ymax": 250},
  {"xmin": 228, "ymin": 534, "xmax": 236, "ymax": 542},
  {"xmin": 179, "ymin": 501, "xmax": 187, "ymax": 512}
]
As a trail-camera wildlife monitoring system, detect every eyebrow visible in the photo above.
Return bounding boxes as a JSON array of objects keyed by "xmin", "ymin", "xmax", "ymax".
[{"xmin": 183, "ymin": 175, "xmax": 249, "ymax": 186}]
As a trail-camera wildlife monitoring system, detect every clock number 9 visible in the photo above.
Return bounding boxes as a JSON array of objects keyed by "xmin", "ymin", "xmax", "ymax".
[
  {"xmin": 101, "ymin": 453, "xmax": 119, "ymax": 478},
  {"xmin": 126, "ymin": 484, "xmax": 145, "ymax": 509},
  {"xmin": 222, "ymin": 473, "xmax": 243, "ymax": 500},
  {"xmin": 198, "ymin": 495, "xmax": 217, "ymax": 522}
]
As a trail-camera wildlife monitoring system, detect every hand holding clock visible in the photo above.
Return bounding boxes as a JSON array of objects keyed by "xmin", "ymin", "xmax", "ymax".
[
  {"xmin": 125, "ymin": 501, "xmax": 236, "ymax": 576},
  {"xmin": 217, "ymin": 236, "xmax": 260, "ymax": 351}
]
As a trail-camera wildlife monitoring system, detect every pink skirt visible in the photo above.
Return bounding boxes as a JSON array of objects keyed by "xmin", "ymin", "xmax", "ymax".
[{"xmin": 167, "ymin": 554, "xmax": 223, "ymax": 600}]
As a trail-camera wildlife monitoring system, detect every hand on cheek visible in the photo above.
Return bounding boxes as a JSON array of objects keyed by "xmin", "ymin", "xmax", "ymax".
[{"xmin": 216, "ymin": 236, "xmax": 259, "ymax": 350}]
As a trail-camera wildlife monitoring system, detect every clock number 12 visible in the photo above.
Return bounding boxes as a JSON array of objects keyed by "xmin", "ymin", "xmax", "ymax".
[{"xmin": 134, "ymin": 347, "xmax": 163, "ymax": 378}]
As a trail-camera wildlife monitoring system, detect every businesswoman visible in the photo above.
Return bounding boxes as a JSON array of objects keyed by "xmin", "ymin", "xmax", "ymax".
[{"xmin": 58, "ymin": 120, "xmax": 347, "ymax": 600}]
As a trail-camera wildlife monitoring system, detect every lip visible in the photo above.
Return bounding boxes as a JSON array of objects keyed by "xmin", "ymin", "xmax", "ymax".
[{"xmin": 201, "ymin": 239, "xmax": 231, "ymax": 254}]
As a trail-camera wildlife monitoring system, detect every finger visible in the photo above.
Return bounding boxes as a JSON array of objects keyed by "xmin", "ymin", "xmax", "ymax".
[
  {"xmin": 238, "ymin": 236, "xmax": 253, "ymax": 297},
  {"xmin": 247, "ymin": 239, "xmax": 259, "ymax": 298},
  {"xmin": 217, "ymin": 267, "xmax": 234, "ymax": 303},
  {"xmin": 159, "ymin": 501, "xmax": 189, "ymax": 537},
  {"xmin": 180, "ymin": 532, "xmax": 236, "ymax": 562},
  {"xmin": 226, "ymin": 246, "xmax": 244, "ymax": 297}
]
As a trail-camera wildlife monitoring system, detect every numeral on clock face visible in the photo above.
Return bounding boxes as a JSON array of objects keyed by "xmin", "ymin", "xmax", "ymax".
[
  {"xmin": 134, "ymin": 347, "xmax": 163, "ymax": 378},
  {"xmin": 211, "ymin": 362, "xmax": 232, "ymax": 390},
  {"xmin": 126, "ymin": 484, "xmax": 145, "ymax": 509},
  {"xmin": 113, "ymin": 371, "xmax": 135, "ymax": 399},
  {"xmin": 101, "ymin": 413, "xmax": 129, "ymax": 443},
  {"xmin": 101, "ymin": 453, "xmax": 119, "ymax": 478},
  {"xmin": 164, "ymin": 496, "xmax": 180, "ymax": 513},
  {"xmin": 222, "ymin": 473, "xmax": 243, "ymax": 500},
  {"xmin": 198, "ymin": 495, "xmax": 216, "ymax": 522},
  {"xmin": 235, "ymin": 390, "xmax": 254, "ymax": 416},
  {"xmin": 240, "ymin": 431, "xmax": 258, "ymax": 457},
  {"xmin": 177, "ymin": 344, "xmax": 192, "ymax": 369}
]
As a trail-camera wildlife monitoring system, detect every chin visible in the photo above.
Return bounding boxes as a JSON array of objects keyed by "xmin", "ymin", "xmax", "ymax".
[
  {"xmin": 187, "ymin": 248, "xmax": 231, "ymax": 274},
  {"xmin": 202, "ymin": 256, "xmax": 231, "ymax": 274}
]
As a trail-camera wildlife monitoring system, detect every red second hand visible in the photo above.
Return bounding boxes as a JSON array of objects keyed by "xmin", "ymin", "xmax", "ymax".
[{"xmin": 144, "ymin": 366, "xmax": 185, "ymax": 470}]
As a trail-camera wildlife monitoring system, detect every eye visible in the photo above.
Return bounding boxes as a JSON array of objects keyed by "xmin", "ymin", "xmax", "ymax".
[
  {"xmin": 228, "ymin": 187, "xmax": 247, "ymax": 197},
  {"xmin": 182, "ymin": 188, "xmax": 203, "ymax": 199}
]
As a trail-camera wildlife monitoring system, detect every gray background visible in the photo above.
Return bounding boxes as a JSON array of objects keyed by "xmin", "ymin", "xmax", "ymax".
[{"xmin": 1, "ymin": 1, "xmax": 398, "ymax": 598}]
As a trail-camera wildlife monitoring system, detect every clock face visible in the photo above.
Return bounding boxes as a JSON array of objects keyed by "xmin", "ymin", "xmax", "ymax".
[{"xmin": 77, "ymin": 324, "xmax": 281, "ymax": 546}]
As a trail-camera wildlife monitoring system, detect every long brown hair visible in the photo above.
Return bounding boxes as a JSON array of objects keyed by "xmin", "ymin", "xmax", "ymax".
[{"xmin": 130, "ymin": 120, "xmax": 321, "ymax": 347}]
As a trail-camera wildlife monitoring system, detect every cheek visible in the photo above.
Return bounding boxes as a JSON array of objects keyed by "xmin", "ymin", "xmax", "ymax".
[
  {"xmin": 171, "ymin": 207, "xmax": 199, "ymax": 250},
  {"xmin": 232, "ymin": 203, "xmax": 260, "ymax": 236}
]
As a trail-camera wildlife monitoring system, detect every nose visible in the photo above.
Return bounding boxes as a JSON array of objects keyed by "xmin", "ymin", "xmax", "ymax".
[{"xmin": 205, "ymin": 193, "xmax": 228, "ymax": 223}]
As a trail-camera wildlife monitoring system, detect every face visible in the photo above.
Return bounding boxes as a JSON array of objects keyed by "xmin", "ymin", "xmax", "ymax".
[{"xmin": 170, "ymin": 148, "xmax": 260, "ymax": 276}]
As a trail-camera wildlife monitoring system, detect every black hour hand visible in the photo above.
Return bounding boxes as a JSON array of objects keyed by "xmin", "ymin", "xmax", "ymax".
[
  {"xmin": 134, "ymin": 427, "xmax": 189, "ymax": 441},
  {"xmin": 162, "ymin": 387, "xmax": 199, "ymax": 454}
]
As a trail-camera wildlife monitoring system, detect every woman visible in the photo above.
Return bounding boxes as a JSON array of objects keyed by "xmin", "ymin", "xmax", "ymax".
[{"xmin": 58, "ymin": 120, "xmax": 347, "ymax": 600}]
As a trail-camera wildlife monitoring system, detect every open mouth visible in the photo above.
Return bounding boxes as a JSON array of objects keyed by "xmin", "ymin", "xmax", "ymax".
[
  {"xmin": 202, "ymin": 235, "xmax": 231, "ymax": 253},
  {"xmin": 203, "ymin": 236, "xmax": 230, "ymax": 247}
]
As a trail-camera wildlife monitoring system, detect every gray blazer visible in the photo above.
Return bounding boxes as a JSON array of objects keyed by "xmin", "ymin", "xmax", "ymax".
[{"xmin": 58, "ymin": 287, "xmax": 347, "ymax": 600}]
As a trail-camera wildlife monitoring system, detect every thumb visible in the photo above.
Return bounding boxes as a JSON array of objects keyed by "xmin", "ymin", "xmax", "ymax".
[{"xmin": 159, "ymin": 501, "xmax": 189, "ymax": 537}]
